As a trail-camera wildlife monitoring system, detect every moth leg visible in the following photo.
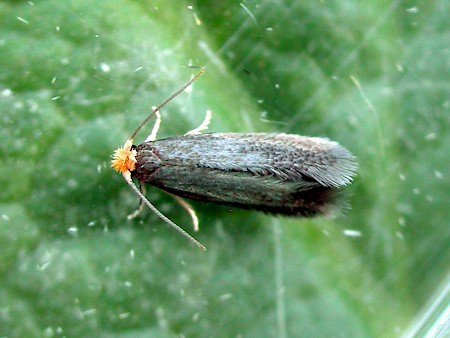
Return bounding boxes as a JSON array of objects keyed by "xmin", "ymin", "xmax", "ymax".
[
  {"xmin": 185, "ymin": 109, "xmax": 212, "ymax": 135},
  {"xmin": 166, "ymin": 192, "xmax": 199, "ymax": 232},
  {"xmin": 144, "ymin": 109, "xmax": 162, "ymax": 142},
  {"xmin": 121, "ymin": 171, "xmax": 206, "ymax": 250},
  {"xmin": 127, "ymin": 181, "xmax": 147, "ymax": 219}
]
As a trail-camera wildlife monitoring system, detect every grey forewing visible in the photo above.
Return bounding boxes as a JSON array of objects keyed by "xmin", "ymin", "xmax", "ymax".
[{"xmin": 137, "ymin": 133, "xmax": 357, "ymax": 188}]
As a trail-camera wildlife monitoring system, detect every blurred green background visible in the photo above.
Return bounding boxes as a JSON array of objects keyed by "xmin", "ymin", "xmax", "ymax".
[{"xmin": 1, "ymin": 1, "xmax": 449, "ymax": 337}]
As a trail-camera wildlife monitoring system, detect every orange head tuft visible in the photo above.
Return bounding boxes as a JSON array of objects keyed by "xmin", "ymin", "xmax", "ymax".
[{"xmin": 111, "ymin": 139, "xmax": 137, "ymax": 173}]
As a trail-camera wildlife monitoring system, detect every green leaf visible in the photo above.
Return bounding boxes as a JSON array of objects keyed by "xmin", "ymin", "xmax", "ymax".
[{"xmin": 1, "ymin": 1, "xmax": 449, "ymax": 337}]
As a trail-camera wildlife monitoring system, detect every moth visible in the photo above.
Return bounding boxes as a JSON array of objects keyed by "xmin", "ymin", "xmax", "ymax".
[{"xmin": 111, "ymin": 68, "xmax": 357, "ymax": 250}]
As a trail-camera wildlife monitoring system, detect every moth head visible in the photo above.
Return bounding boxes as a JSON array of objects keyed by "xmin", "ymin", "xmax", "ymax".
[{"xmin": 111, "ymin": 139, "xmax": 137, "ymax": 173}]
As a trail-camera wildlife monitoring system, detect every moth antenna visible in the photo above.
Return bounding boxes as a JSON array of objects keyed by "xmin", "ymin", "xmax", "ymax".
[
  {"xmin": 122, "ymin": 171, "xmax": 207, "ymax": 251},
  {"xmin": 129, "ymin": 67, "xmax": 205, "ymax": 141}
]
